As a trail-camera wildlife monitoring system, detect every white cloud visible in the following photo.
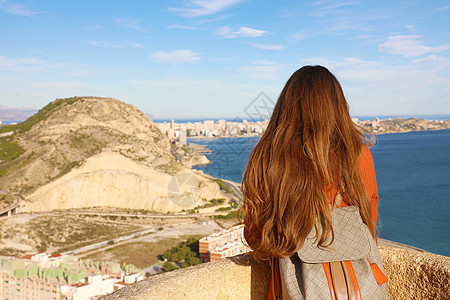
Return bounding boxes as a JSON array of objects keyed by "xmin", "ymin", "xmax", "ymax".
[
  {"xmin": 168, "ymin": 0, "xmax": 244, "ymax": 17},
  {"xmin": 239, "ymin": 60, "xmax": 281, "ymax": 80},
  {"xmin": 88, "ymin": 40, "xmax": 144, "ymax": 49},
  {"xmin": 299, "ymin": 57, "xmax": 450, "ymax": 115},
  {"xmin": 115, "ymin": 18, "xmax": 148, "ymax": 33},
  {"xmin": 248, "ymin": 43, "xmax": 284, "ymax": 50},
  {"xmin": 216, "ymin": 26, "xmax": 267, "ymax": 38},
  {"xmin": 150, "ymin": 50, "xmax": 201, "ymax": 64},
  {"xmin": 129, "ymin": 42, "xmax": 145, "ymax": 48},
  {"xmin": 88, "ymin": 41, "xmax": 123, "ymax": 48},
  {"xmin": 0, "ymin": 1, "xmax": 41, "ymax": 17},
  {"xmin": 167, "ymin": 24, "xmax": 198, "ymax": 30},
  {"xmin": 412, "ymin": 55, "xmax": 450, "ymax": 66},
  {"xmin": 0, "ymin": 56, "xmax": 46, "ymax": 68},
  {"xmin": 290, "ymin": 30, "xmax": 308, "ymax": 41},
  {"xmin": 379, "ymin": 35, "xmax": 450, "ymax": 57},
  {"xmin": 0, "ymin": 55, "xmax": 85, "ymax": 76},
  {"xmin": 308, "ymin": 0, "xmax": 361, "ymax": 17}
]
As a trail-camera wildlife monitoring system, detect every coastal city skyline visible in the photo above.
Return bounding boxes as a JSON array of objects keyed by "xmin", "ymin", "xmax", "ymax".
[{"xmin": 1, "ymin": 0, "xmax": 449, "ymax": 118}]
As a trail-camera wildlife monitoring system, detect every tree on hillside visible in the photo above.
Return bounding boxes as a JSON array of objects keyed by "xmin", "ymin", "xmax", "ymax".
[{"xmin": 162, "ymin": 261, "xmax": 178, "ymax": 272}]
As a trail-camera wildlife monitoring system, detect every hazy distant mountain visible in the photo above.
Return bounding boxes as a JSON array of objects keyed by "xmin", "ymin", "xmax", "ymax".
[
  {"xmin": 0, "ymin": 97, "xmax": 221, "ymax": 212},
  {"xmin": 0, "ymin": 105, "xmax": 37, "ymax": 122}
]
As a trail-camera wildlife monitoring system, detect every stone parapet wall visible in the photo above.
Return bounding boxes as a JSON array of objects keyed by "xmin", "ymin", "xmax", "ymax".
[
  {"xmin": 103, "ymin": 247, "xmax": 449, "ymax": 299},
  {"xmin": 380, "ymin": 247, "xmax": 449, "ymax": 299}
]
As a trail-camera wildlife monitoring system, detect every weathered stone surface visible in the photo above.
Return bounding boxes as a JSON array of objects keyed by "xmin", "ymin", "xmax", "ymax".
[
  {"xmin": 379, "ymin": 247, "xmax": 450, "ymax": 300},
  {"xmin": 103, "ymin": 254, "xmax": 270, "ymax": 300},
  {"xmin": 103, "ymin": 247, "xmax": 449, "ymax": 299}
]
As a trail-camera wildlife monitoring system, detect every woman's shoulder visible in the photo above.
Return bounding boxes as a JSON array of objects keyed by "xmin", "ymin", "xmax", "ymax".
[
  {"xmin": 358, "ymin": 146, "xmax": 374, "ymax": 165},
  {"xmin": 357, "ymin": 146, "xmax": 377, "ymax": 184}
]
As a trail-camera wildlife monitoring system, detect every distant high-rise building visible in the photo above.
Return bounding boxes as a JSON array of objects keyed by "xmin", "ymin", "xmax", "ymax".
[{"xmin": 179, "ymin": 130, "xmax": 187, "ymax": 146}]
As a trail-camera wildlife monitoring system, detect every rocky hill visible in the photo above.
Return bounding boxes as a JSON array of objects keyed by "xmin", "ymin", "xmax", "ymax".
[{"xmin": 0, "ymin": 97, "xmax": 222, "ymax": 212}]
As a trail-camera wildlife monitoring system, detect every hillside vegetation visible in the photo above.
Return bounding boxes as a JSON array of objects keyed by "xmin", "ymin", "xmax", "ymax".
[{"xmin": 0, "ymin": 97, "xmax": 81, "ymax": 134}]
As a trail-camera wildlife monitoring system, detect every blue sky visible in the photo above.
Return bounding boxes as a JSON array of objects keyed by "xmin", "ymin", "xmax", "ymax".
[{"xmin": 0, "ymin": 0, "xmax": 449, "ymax": 119}]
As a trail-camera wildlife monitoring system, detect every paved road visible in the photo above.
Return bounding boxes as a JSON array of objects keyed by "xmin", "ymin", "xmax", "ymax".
[
  {"xmin": 222, "ymin": 179, "xmax": 243, "ymax": 200},
  {"xmin": 63, "ymin": 209, "xmax": 235, "ymax": 219},
  {"xmin": 0, "ymin": 193, "xmax": 20, "ymax": 217}
]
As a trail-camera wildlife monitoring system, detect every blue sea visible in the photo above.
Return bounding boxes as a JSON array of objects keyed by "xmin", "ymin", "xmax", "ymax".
[{"xmin": 190, "ymin": 129, "xmax": 450, "ymax": 256}]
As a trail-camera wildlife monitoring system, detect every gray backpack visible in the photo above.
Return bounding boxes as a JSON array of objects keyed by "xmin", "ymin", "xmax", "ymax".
[{"xmin": 279, "ymin": 206, "xmax": 389, "ymax": 299}]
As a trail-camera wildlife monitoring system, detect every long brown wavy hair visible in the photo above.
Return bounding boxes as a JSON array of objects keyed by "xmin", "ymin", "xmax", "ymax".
[{"xmin": 240, "ymin": 65, "xmax": 375, "ymax": 261}]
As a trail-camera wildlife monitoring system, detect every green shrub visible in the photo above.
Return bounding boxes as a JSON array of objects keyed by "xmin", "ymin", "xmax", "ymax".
[
  {"xmin": 213, "ymin": 179, "xmax": 233, "ymax": 194},
  {"xmin": 161, "ymin": 237, "xmax": 202, "ymax": 269},
  {"xmin": 162, "ymin": 261, "xmax": 178, "ymax": 272},
  {"xmin": 215, "ymin": 206, "xmax": 232, "ymax": 212},
  {"xmin": 214, "ymin": 210, "xmax": 244, "ymax": 220},
  {"xmin": 0, "ymin": 136, "xmax": 25, "ymax": 161}
]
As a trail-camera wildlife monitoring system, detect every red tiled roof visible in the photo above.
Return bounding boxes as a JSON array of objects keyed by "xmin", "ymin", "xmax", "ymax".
[
  {"xmin": 20, "ymin": 254, "xmax": 33, "ymax": 259},
  {"xmin": 71, "ymin": 282, "xmax": 89, "ymax": 288}
]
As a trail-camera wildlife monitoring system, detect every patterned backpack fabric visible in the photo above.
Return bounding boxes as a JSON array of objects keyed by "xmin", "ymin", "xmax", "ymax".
[{"xmin": 279, "ymin": 206, "xmax": 389, "ymax": 300}]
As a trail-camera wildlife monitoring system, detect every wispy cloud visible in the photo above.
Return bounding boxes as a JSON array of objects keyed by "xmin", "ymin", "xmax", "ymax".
[
  {"xmin": 299, "ymin": 56, "xmax": 450, "ymax": 115},
  {"xmin": 129, "ymin": 42, "xmax": 145, "ymax": 48},
  {"xmin": 290, "ymin": 30, "xmax": 308, "ymax": 41},
  {"xmin": 88, "ymin": 41, "xmax": 123, "ymax": 48},
  {"xmin": 238, "ymin": 60, "xmax": 281, "ymax": 80},
  {"xmin": 405, "ymin": 24, "xmax": 416, "ymax": 31},
  {"xmin": 379, "ymin": 35, "xmax": 450, "ymax": 57},
  {"xmin": 82, "ymin": 24, "xmax": 104, "ymax": 31},
  {"xmin": 115, "ymin": 18, "xmax": 148, "ymax": 33},
  {"xmin": 150, "ymin": 50, "xmax": 201, "ymax": 64},
  {"xmin": 31, "ymin": 80, "xmax": 87, "ymax": 89},
  {"xmin": 0, "ymin": 56, "xmax": 46, "ymax": 68},
  {"xmin": 216, "ymin": 26, "xmax": 267, "ymax": 38},
  {"xmin": 0, "ymin": 1, "xmax": 41, "ymax": 17},
  {"xmin": 435, "ymin": 6, "xmax": 450, "ymax": 11},
  {"xmin": 308, "ymin": 0, "xmax": 361, "ymax": 17},
  {"xmin": 0, "ymin": 55, "xmax": 83, "ymax": 74},
  {"xmin": 167, "ymin": 24, "xmax": 199, "ymax": 30},
  {"xmin": 248, "ymin": 43, "xmax": 284, "ymax": 50},
  {"xmin": 168, "ymin": 0, "xmax": 244, "ymax": 17},
  {"xmin": 88, "ymin": 40, "xmax": 144, "ymax": 49}
]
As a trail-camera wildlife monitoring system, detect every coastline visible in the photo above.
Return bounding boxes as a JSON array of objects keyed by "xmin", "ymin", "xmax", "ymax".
[
  {"xmin": 187, "ymin": 134, "xmax": 260, "ymax": 140},
  {"xmin": 186, "ymin": 125, "xmax": 450, "ymax": 140},
  {"xmin": 372, "ymin": 127, "xmax": 450, "ymax": 136}
]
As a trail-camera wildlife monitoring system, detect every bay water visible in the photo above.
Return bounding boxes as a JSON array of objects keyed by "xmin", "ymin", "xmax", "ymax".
[{"xmin": 190, "ymin": 129, "xmax": 450, "ymax": 256}]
